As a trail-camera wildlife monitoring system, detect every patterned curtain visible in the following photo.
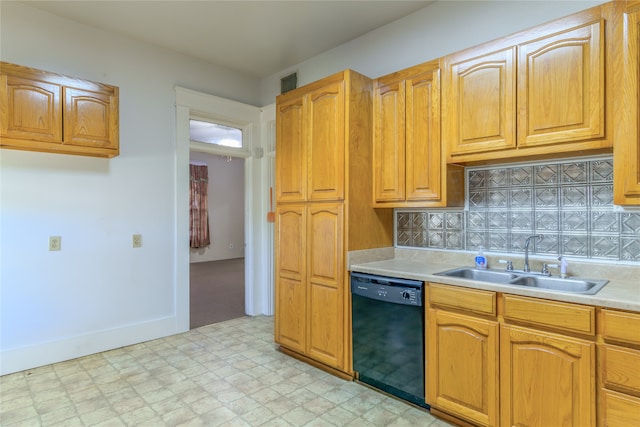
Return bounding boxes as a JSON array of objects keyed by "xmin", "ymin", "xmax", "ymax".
[{"xmin": 190, "ymin": 164, "xmax": 210, "ymax": 248}]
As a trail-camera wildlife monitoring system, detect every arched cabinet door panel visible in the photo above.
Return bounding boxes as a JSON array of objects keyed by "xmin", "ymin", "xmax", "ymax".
[
  {"xmin": 614, "ymin": 3, "xmax": 640, "ymax": 205},
  {"xmin": 274, "ymin": 204, "xmax": 307, "ymax": 353},
  {"xmin": 500, "ymin": 325, "xmax": 595, "ymax": 427},
  {"xmin": 518, "ymin": 19, "xmax": 604, "ymax": 147},
  {"xmin": 427, "ymin": 308, "xmax": 499, "ymax": 427},
  {"xmin": 276, "ymin": 97, "xmax": 306, "ymax": 203},
  {"xmin": 306, "ymin": 203, "xmax": 344, "ymax": 369},
  {"xmin": 444, "ymin": 47, "xmax": 517, "ymax": 156},
  {"xmin": 307, "ymin": 81, "xmax": 345, "ymax": 202}
]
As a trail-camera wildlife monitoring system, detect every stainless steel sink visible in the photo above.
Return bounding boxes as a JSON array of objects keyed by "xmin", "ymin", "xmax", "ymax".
[
  {"xmin": 508, "ymin": 275, "xmax": 608, "ymax": 295},
  {"xmin": 434, "ymin": 267, "xmax": 608, "ymax": 295},
  {"xmin": 434, "ymin": 267, "xmax": 518, "ymax": 284}
]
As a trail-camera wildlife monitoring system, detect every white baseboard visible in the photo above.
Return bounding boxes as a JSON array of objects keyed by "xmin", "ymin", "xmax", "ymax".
[{"xmin": 1, "ymin": 316, "xmax": 183, "ymax": 376}]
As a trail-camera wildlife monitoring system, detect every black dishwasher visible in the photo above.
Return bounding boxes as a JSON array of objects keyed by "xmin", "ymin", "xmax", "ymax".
[{"xmin": 351, "ymin": 272, "xmax": 428, "ymax": 408}]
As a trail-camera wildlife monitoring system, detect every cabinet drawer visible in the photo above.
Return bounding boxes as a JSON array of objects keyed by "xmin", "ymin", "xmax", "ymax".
[
  {"xmin": 429, "ymin": 283, "xmax": 496, "ymax": 316},
  {"xmin": 502, "ymin": 294, "xmax": 595, "ymax": 336},
  {"xmin": 601, "ymin": 345, "xmax": 640, "ymax": 396},
  {"xmin": 601, "ymin": 309, "xmax": 640, "ymax": 346},
  {"xmin": 600, "ymin": 389, "xmax": 640, "ymax": 427}
]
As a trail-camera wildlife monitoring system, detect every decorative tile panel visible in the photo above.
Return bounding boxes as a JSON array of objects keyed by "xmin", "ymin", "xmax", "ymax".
[
  {"xmin": 561, "ymin": 162, "xmax": 588, "ymax": 184},
  {"xmin": 510, "ymin": 167, "xmax": 533, "ymax": 186},
  {"xmin": 510, "ymin": 211, "xmax": 533, "ymax": 231},
  {"xmin": 561, "ymin": 186, "xmax": 588, "ymax": 208},
  {"xmin": 395, "ymin": 157, "xmax": 639, "ymax": 263},
  {"xmin": 535, "ymin": 164, "xmax": 558, "ymax": 185},
  {"xmin": 469, "ymin": 170, "xmax": 486, "ymax": 188},
  {"xmin": 535, "ymin": 187, "xmax": 559, "ymax": 208},
  {"xmin": 469, "ymin": 190, "xmax": 487, "ymax": 209},
  {"xmin": 562, "ymin": 234, "xmax": 589, "ymax": 257},
  {"xmin": 488, "ymin": 169, "xmax": 508, "ymax": 187},
  {"xmin": 535, "ymin": 211, "xmax": 559, "ymax": 231},
  {"xmin": 590, "ymin": 159, "xmax": 613, "ymax": 182}
]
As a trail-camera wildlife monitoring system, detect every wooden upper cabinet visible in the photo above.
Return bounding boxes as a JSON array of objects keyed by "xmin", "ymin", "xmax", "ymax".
[
  {"xmin": 276, "ymin": 96, "xmax": 306, "ymax": 202},
  {"xmin": 518, "ymin": 19, "xmax": 604, "ymax": 147},
  {"xmin": 443, "ymin": 5, "xmax": 612, "ymax": 164},
  {"xmin": 614, "ymin": 2, "xmax": 640, "ymax": 205},
  {"xmin": 275, "ymin": 74, "xmax": 345, "ymax": 203},
  {"xmin": 307, "ymin": 81, "xmax": 345, "ymax": 201},
  {"xmin": 0, "ymin": 62, "xmax": 119, "ymax": 158},
  {"xmin": 0, "ymin": 74, "xmax": 62, "ymax": 143},
  {"xmin": 373, "ymin": 63, "xmax": 463, "ymax": 208},
  {"xmin": 444, "ymin": 47, "xmax": 516, "ymax": 156},
  {"xmin": 373, "ymin": 79, "xmax": 405, "ymax": 202},
  {"xmin": 406, "ymin": 71, "xmax": 442, "ymax": 201},
  {"xmin": 64, "ymin": 87, "xmax": 118, "ymax": 149}
]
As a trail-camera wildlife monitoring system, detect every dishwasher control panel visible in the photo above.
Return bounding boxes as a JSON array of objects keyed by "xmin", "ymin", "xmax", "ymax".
[{"xmin": 351, "ymin": 272, "xmax": 423, "ymax": 306}]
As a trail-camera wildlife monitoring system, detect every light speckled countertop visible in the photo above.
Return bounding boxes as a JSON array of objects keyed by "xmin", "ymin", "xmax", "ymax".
[{"xmin": 349, "ymin": 248, "xmax": 640, "ymax": 312}]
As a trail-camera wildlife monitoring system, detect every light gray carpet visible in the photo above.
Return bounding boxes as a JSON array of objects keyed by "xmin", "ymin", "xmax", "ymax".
[{"xmin": 190, "ymin": 258, "xmax": 245, "ymax": 328}]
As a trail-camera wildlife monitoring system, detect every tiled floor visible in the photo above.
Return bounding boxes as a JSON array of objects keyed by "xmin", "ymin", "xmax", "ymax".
[{"xmin": 0, "ymin": 316, "xmax": 452, "ymax": 426}]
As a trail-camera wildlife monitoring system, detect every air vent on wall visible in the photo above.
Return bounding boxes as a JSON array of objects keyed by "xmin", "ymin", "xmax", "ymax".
[{"xmin": 280, "ymin": 72, "xmax": 297, "ymax": 94}]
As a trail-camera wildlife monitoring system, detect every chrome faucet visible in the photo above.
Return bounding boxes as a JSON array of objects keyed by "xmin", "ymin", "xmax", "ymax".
[{"xmin": 523, "ymin": 234, "xmax": 544, "ymax": 273}]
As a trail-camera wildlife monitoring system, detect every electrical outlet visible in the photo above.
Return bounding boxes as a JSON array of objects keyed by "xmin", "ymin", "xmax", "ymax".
[
  {"xmin": 132, "ymin": 234, "xmax": 142, "ymax": 248},
  {"xmin": 49, "ymin": 236, "xmax": 61, "ymax": 251},
  {"xmin": 229, "ymin": 243, "xmax": 234, "ymax": 249}
]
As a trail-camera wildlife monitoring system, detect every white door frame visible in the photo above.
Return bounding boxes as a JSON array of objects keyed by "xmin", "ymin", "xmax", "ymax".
[{"xmin": 175, "ymin": 87, "xmax": 266, "ymax": 331}]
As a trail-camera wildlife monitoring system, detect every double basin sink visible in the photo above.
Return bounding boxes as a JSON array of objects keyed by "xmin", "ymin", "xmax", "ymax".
[{"xmin": 434, "ymin": 267, "xmax": 608, "ymax": 295}]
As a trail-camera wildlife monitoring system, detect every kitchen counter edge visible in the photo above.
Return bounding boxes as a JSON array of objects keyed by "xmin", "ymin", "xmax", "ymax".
[{"xmin": 349, "ymin": 258, "xmax": 640, "ymax": 313}]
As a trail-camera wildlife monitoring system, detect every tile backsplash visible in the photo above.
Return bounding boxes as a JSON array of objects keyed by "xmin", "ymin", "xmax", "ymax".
[{"xmin": 396, "ymin": 157, "xmax": 640, "ymax": 262}]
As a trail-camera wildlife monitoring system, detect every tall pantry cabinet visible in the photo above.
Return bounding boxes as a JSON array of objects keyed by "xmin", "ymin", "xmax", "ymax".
[{"xmin": 274, "ymin": 70, "xmax": 393, "ymax": 375}]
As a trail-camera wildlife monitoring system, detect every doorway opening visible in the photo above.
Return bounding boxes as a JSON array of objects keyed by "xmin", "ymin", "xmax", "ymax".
[
  {"xmin": 189, "ymin": 150, "xmax": 245, "ymax": 328},
  {"xmin": 175, "ymin": 87, "xmax": 270, "ymax": 334}
]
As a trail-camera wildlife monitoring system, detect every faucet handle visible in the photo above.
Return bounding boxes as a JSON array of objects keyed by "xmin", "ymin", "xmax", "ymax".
[
  {"xmin": 499, "ymin": 259, "xmax": 514, "ymax": 271},
  {"xmin": 541, "ymin": 263, "xmax": 559, "ymax": 276}
]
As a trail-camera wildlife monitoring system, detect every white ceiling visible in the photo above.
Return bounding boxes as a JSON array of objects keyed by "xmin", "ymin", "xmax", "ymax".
[{"xmin": 22, "ymin": 0, "xmax": 434, "ymax": 78}]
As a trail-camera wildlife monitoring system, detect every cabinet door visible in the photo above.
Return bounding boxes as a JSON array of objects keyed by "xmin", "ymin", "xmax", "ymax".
[
  {"xmin": 0, "ymin": 74, "xmax": 62, "ymax": 143},
  {"xmin": 427, "ymin": 308, "xmax": 499, "ymax": 427},
  {"xmin": 614, "ymin": 5, "xmax": 640, "ymax": 204},
  {"xmin": 306, "ymin": 203, "xmax": 344, "ymax": 369},
  {"xmin": 600, "ymin": 389, "xmax": 640, "ymax": 427},
  {"xmin": 406, "ymin": 70, "xmax": 441, "ymax": 201},
  {"xmin": 518, "ymin": 20, "xmax": 604, "ymax": 147},
  {"xmin": 64, "ymin": 86, "xmax": 118, "ymax": 149},
  {"xmin": 274, "ymin": 204, "xmax": 306, "ymax": 353},
  {"xmin": 307, "ymin": 81, "xmax": 345, "ymax": 201},
  {"xmin": 444, "ymin": 47, "xmax": 516, "ymax": 156},
  {"xmin": 276, "ymin": 96, "xmax": 306, "ymax": 202},
  {"xmin": 500, "ymin": 325, "xmax": 595, "ymax": 427},
  {"xmin": 373, "ymin": 79, "xmax": 405, "ymax": 202}
]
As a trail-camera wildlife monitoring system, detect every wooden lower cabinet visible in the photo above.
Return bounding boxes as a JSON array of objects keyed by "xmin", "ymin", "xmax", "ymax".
[
  {"xmin": 500, "ymin": 324, "xmax": 596, "ymax": 427},
  {"xmin": 599, "ymin": 308, "xmax": 640, "ymax": 426},
  {"xmin": 274, "ymin": 204, "xmax": 306, "ymax": 353},
  {"xmin": 600, "ymin": 389, "xmax": 640, "ymax": 426},
  {"xmin": 305, "ymin": 203, "xmax": 344, "ymax": 368},
  {"xmin": 427, "ymin": 308, "xmax": 499, "ymax": 427},
  {"xmin": 274, "ymin": 202, "xmax": 347, "ymax": 371},
  {"xmin": 427, "ymin": 283, "xmax": 600, "ymax": 427}
]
